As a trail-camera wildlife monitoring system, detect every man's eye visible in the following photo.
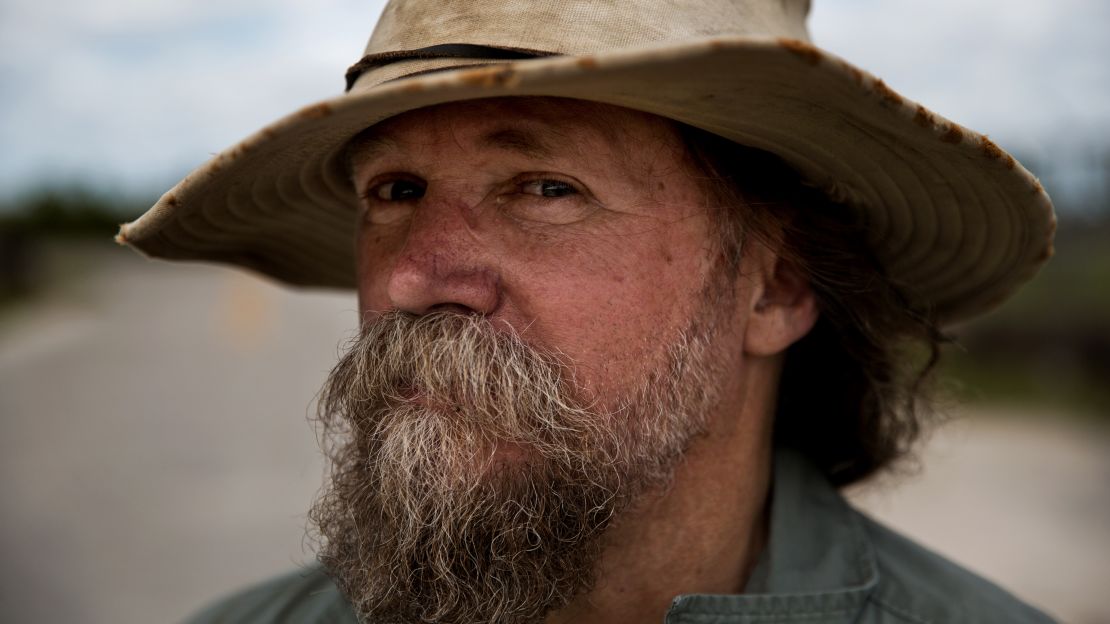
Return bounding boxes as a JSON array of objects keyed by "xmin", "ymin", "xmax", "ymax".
[
  {"xmin": 521, "ymin": 180, "xmax": 578, "ymax": 198},
  {"xmin": 503, "ymin": 177, "xmax": 594, "ymax": 225},
  {"xmin": 371, "ymin": 179, "xmax": 426, "ymax": 201}
]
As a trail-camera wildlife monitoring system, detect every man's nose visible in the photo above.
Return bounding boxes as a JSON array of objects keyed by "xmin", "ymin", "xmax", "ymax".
[{"xmin": 384, "ymin": 199, "xmax": 501, "ymax": 316}]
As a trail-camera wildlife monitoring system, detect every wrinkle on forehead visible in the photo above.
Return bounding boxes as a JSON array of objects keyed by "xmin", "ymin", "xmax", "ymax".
[
  {"xmin": 478, "ymin": 127, "xmax": 557, "ymax": 161},
  {"xmin": 347, "ymin": 97, "xmax": 688, "ymax": 169}
]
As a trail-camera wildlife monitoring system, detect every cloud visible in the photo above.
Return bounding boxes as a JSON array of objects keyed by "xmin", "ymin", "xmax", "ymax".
[
  {"xmin": 809, "ymin": 0, "xmax": 1110, "ymax": 154},
  {"xmin": 0, "ymin": 0, "xmax": 384, "ymax": 198}
]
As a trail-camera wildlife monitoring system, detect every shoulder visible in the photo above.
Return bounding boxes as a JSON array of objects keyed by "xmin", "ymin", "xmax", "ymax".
[
  {"xmin": 857, "ymin": 514, "xmax": 1057, "ymax": 624},
  {"xmin": 183, "ymin": 566, "xmax": 359, "ymax": 624}
]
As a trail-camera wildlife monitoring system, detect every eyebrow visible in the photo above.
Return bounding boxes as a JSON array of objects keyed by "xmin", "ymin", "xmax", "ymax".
[
  {"xmin": 478, "ymin": 127, "xmax": 556, "ymax": 160},
  {"xmin": 345, "ymin": 133, "xmax": 398, "ymax": 176}
]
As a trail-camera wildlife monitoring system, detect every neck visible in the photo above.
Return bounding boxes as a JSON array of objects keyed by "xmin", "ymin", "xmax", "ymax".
[{"xmin": 547, "ymin": 363, "xmax": 778, "ymax": 624}]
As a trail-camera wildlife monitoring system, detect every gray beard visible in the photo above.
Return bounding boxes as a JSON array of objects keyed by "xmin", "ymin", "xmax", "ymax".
[{"xmin": 309, "ymin": 305, "xmax": 724, "ymax": 624}]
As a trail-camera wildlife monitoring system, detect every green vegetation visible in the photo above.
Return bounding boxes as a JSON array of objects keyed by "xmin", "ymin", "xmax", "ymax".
[
  {"xmin": 0, "ymin": 186, "xmax": 150, "ymax": 237},
  {"xmin": 940, "ymin": 220, "xmax": 1110, "ymax": 417},
  {"xmin": 0, "ymin": 187, "xmax": 151, "ymax": 304}
]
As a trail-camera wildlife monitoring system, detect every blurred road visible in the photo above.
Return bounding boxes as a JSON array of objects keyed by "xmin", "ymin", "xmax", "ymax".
[{"xmin": 1, "ymin": 242, "xmax": 1107, "ymax": 624}]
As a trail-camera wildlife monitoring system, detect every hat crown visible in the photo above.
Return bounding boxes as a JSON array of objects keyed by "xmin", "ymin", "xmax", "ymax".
[{"xmin": 354, "ymin": 0, "xmax": 810, "ymax": 87}]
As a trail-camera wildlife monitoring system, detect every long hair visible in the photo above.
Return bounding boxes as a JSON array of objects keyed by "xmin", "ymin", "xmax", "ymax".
[{"xmin": 680, "ymin": 126, "xmax": 947, "ymax": 486}]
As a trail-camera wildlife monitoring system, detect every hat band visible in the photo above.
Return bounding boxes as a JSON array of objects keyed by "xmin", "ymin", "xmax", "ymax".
[{"xmin": 345, "ymin": 43, "xmax": 557, "ymax": 91}]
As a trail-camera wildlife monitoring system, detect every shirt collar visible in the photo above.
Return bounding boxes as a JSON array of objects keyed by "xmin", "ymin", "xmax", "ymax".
[{"xmin": 665, "ymin": 447, "xmax": 879, "ymax": 623}]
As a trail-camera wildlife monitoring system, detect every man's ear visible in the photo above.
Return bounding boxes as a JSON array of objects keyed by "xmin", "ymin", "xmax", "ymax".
[{"xmin": 742, "ymin": 244, "xmax": 819, "ymax": 357}]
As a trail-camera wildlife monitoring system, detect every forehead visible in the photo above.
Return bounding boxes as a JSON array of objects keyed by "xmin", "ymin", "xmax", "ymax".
[{"xmin": 347, "ymin": 97, "xmax": 688, "ymax": 167}]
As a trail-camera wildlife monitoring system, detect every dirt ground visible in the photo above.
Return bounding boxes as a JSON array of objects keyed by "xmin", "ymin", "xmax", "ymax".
[{"xmin": 1, "ymin": 242, "xmax": 1107, "ymax": 623}]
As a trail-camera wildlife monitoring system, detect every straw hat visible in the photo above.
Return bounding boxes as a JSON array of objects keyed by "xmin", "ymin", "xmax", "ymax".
[{"xmin": 117, "ymin": 0, "xmax": 1055, "ymax": 324}]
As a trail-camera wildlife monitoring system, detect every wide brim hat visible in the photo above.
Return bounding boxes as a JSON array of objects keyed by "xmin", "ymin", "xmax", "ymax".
[{"xmin": 117, "ymin": 0, "xmax": 1055, "ymax": 325}]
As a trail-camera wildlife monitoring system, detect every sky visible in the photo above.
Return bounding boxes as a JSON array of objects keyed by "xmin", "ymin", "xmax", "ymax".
[{"xmin": 1, "ymin": 0, "xmax": 1107, "ymax": 211}]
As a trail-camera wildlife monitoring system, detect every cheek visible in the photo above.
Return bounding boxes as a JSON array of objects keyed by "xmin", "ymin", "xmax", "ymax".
[
  {"xmin": 504, "ymin": 225, "xmax": 712, "ymax": 396},
  {"xmin": 355, "ymin": 224, "xmax": 406, "ymax": 315}
]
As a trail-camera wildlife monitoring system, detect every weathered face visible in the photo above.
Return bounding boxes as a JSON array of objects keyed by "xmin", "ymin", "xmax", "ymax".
[
  {"xmin": 315, "ymin": 97, "xmax": 765, "ymax": 623},
  {"xmin": 349, "ymin": 97, "xmax": 727, "ymax": 404},
  {"xmin": 314, "ymin": 97, "xmax": 818, "ymax": 623}
]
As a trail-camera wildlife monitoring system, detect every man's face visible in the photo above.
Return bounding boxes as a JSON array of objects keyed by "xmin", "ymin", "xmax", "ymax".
[
  {"xmin": 351, "ymin": 97, "xmax": 731, "ymax": 404},
  {"xmin": 312, "ymin": 97, "xmax": 757, "ymax": 623}
]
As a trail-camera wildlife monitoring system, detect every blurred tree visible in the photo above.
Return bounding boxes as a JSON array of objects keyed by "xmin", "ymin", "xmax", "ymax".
[{"xmin": 0, "ymin": 186, "xmax": 150, "ymax": 302}]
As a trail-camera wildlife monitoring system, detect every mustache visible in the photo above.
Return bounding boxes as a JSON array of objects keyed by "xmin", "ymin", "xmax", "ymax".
[{"xmin": 316, "ymin": 310, "xmax": 617, "ymax": 464}]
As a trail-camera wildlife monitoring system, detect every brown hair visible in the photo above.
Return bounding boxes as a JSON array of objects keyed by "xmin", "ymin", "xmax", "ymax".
[{"xmin": 679, "ymin": 126, "xmax": 946, "ymax": 486}]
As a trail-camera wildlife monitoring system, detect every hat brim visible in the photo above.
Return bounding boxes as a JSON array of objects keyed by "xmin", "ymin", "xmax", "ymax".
[{"xmin": 117, "ymin": 36, "xmax": 1055, "ymax": 325}]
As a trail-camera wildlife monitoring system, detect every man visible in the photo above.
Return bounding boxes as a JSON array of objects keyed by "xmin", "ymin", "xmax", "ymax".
[{"xmin": 119, "ymin": 0, "xmax": 1057, "ymax": 622}]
